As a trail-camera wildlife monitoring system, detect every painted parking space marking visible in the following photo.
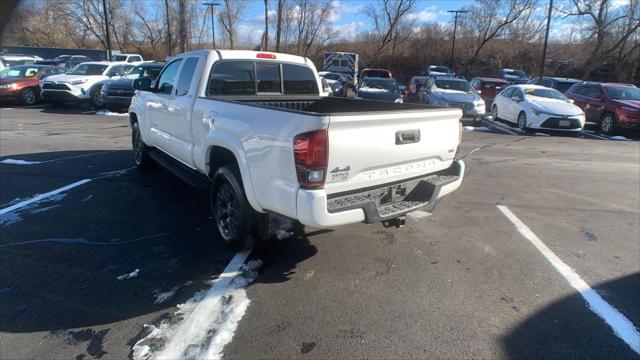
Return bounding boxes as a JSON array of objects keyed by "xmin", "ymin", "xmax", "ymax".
[
  {"xmin": 481, "ymin": 120, "xmax": 522, "ymax": 135},
  {"xmin": 0, "ymin": 150, "xmax": 116, "ymax": 166},
  {"xmin": 0, "ymin": 179, "xmax": 92, "ymax": 216},
  {"xmin": 497, "ymin": 205, "xmax": 640, "ymax": 355}
]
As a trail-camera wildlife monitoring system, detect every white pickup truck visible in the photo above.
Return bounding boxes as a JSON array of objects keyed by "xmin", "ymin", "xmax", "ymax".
[{"xmin": 129, "ymin": 50, "xmax": 465, "ymax": 247}]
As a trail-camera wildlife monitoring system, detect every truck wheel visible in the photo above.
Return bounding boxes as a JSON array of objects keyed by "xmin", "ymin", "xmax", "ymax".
[
  {"xmin": 20, "ymin": 88, "xmax": 38, "ymax": 105},
  {"xmin": 600, "ymin": 113, "xmax": 617, "ymax": 135},
  {"xmin": 89, "ymin": 84, "xmax": 105, "ymax": 109},
  {"xmin": 211, "ymin": 166, "xmax": 255, "ymax": 249},
  {"xmin": 131, "ymin": 122, "xmax": 154, "ymax": 170}
]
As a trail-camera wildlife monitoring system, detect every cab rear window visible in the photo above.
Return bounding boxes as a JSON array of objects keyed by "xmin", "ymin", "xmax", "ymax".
[{"xmin": 208, "ymin": 61, "xmax": 318, "ymax": 96}]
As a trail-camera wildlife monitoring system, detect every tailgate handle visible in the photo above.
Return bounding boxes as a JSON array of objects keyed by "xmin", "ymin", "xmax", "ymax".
[{"xmin": 396, "ymin": 129, "xmax": 420, "ymax": 145}]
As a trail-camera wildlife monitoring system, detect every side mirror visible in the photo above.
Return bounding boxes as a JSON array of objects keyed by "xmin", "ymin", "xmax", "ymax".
[
  {"xmin": 511, "ymin": 96, "xmax": 521, "ymax": 102},
  {"xmin": 133, "ymin": 77, "xmax": 152, "ymax": 91}
]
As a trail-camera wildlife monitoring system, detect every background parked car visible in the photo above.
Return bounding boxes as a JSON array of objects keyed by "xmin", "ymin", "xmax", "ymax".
[
  {"xmin": 471, "ymin": 77, "xmax": 509, "ymax": 112},
  {"xmin": 101, "ymin": 62, "xmax": 164, "ymax": 112},
  {"xmin": 529, "ymin": 76, "xmax": 581, "ymax": 93},
  {"xmin": 0, "ymin": 54, "xmax": 43, "ymax": 70},
  {"xmin": 359, "ymin": 68, "xmax": 392, "ymax": 81},
  {"xmin": 111, "ymin": 53, "xmax": 144, "ymax": 64},
  {"xmin": 41, "ymin": 61, "xmax": 133, "ymax": 108},
  {"xmin": 424, "ymin": 65, "xmax": 453, "ymax": 77},
  {"xmin": 491, "ymin": 84, "xmax": 585, "ymax": 132},
  {"xmin": 318, "ymin": 71, "xmax": 346, "ymax": 96},
  {"xmin": 355, "ymin": 77, "xmax": 403, "ymax": 103},
  {"xmin": 565, "ymin": 82, "xmax": 640, "ymax": 135},
  {"xmin": 406, "ymin": 75, "xmax": 427, "ymax": 102},
  {"xmin": 422, "ymin": 76, "xmax": 485, "ymax": 121},
  {"xmin": 0, "ymin": 65, "xmax": 64, "ymax": 105},
  {"xmin": 499, "ymin": 68, "xmax": 530, "ymax": 84}
]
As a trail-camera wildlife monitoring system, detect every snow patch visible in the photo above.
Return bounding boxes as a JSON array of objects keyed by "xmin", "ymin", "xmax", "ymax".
[
  {"xmin": 95, "ymin": 110, "xmax": 129, "ymax": 117},
  {"xmin": 407, "ymin": 210, "xmax": 432, "ymax": 219},
  {"xmin": 534, "ymin": 132, "xmax": 550, "ymax": 137},
  {"xmin": 0, "ymin": 193, "xmax": 66, "ymax": 227},
  {"xmin": 0, "ymin": 159, "xmax": 42, "ymax": 165},
  {"xmin": 154, "ymin": 286, "xmax": 181, "ymax": 305},
  {"xmin": 609, "ymin": 136, "xmax": 630, "ymax": 141},
  {"xmin": 132, "ymin": 250, "xmax": 256, "ymax": 360},
  {"xmin": 117, "ymin": 269, "xmax": 140, "ymax": 280},
  {"xmin": 463, "ymin": 126, "xmax": 490, "ymax": 132}
]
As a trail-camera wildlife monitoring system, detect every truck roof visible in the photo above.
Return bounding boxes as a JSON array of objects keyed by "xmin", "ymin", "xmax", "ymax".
[{"xmin": 179, "ymin": 50, "xmax": 309, "ymax": 66}]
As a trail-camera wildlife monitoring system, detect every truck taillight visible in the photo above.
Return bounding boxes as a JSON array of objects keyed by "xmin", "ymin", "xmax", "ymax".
[{"xmin": 294, "ymin": 129, "xmax": 328, "ymax": 189}]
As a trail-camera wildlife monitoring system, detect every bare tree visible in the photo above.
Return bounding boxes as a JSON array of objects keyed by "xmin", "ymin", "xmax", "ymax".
[
  {"xmin": 291, "ymin": 0, "xmax": 332, "ymax": 56},
  {"xmin": 164, "ymin": 0, "xmax": 173, "ymax": 57},
  {"xmin": 178, "ymin": 0, "xmax": 187, "ymax": 52},
  {"xmin": 364, "ymin": 0, "xmax": 417, "ymax": 55},
  {"xmin": 218, "ymin": 0, "xmax": 247, "ymax": 49},
  {"xmin": 275, "ymin": 0, "xmax": 284, "ymax": 51},
  {"xmin": 462, "ymin": 0, "xmax": 536, "ymax": 70},
  {"xmin": 560, "ymin": 0, "xmax": 640, "ymax": 78},
  {"xmin": 263, "ymin": 0, "xmax": 269, "ymax": 51}
]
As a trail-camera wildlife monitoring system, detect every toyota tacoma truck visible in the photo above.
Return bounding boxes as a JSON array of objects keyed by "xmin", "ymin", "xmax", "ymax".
[{"xmin": 129, "ymin": 50, "xmax": 465, "ymax": 247}]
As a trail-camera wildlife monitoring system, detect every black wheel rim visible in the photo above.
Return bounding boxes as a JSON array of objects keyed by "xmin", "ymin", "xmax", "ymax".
[
  {"xmin": 132, "ymin": 127, "xmax": 143, "ymax": 164},
  {"xmin": 215, "ymin": 182, "xmax": 240, "ymax": 241},
  {"xmin": 23, "ymin": 90, "xmax": 36, "ymax": 105}
]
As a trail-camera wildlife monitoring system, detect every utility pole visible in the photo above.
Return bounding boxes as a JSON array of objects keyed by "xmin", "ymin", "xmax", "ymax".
[
  {"xmin": 102, "ymin": 0, "xmax": 112, "ymax": 61},
  {"xmin": 203, "ymin": 2, "xmax": 221, "ymax": 49},
  {"xmin": 539, "ymin": 0, "xmax": 553, "ymax": 80},
  {"xmin": 447, "ymin": 9, "xmax": 467, "ymax": 73}
]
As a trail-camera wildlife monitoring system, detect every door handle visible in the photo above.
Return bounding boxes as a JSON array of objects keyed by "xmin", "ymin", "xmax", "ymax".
[{"xmin": 396, "ymin": 129, "xmax": 420, "ymax": 145}]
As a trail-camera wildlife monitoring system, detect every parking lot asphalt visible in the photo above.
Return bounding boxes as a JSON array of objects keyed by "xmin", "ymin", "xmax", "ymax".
[{"xmin": 0, "ymin": 105, "xmax": 638, "ymax": 359}]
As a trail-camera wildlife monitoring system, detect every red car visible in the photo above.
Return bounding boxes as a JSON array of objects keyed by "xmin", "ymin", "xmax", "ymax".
[
  {"xmin": 565, "ymin": 82, "xmax": 640, "ymax": 135},
  {"xmin": 0, "ymin": 65, "xmax": 64, "ymax": 105},
  {"xmin": 470, "ymin": 77, "xmax": 510, "ymax": 112},
  {"xmin": 359, "ymin": 68, "xmax": 392, "ymax": 81}
]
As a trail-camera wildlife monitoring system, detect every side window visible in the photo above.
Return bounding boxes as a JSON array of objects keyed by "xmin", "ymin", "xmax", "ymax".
[
  {"xmin": 107, "ymin": 65, "xmax": 123, "ymax": 76},
  {"xmin": 175, "ymin": 57, "xmax": 199, "ymax": 96},
  {"xmin": 209, "ymin": 61, "xmax": 255, "ymax": 95},
  {"xmin": 585, "ymin": 86, "xmax": 603, "ymax": 98},
  {"xmin": 282, "ymin": 64, "xmax": 318, "ymax": 95},
  {"xmin": 157, "ymin": 59, "xmax": 183, "ymax": 94},
  {"xmin": 340, "ymin": 60, "xmax": 348, "ymax": 67},
  {"xmin": 129, "ymin": 56, "xmax": 142, "ymax": 62},
  {"xmin": 514, "ymin": 88, "xmax": 524, "ymax": 100},
  {"xmin": 332, "ymin": 59, "xmax": 339, "ymax": 67},
  {"xmin": 501, "ymin": 87, "xmax": 514, "ymax": 98},
  {"xmin": 257, "ymin": 62, "xmax": 281, "ymax": 93},
  {"xmin": 543, "ymin": 79, "xmax": 553, "ymax": 87},
  {"xmin": 123, "ymin": 65, "xmax": 134, "ymax": 73},
  {"xmin": 470, "ymin": 79, "xmax": 478, "ymax": 88}
]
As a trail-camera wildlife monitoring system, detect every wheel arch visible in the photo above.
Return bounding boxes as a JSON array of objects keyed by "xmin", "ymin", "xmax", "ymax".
[{"xmin": 206, "ymin": 144, "xmax": 263, "ymax": 213}]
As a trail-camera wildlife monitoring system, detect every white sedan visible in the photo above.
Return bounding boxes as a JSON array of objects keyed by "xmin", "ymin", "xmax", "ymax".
[{"xmin": 491, "ymin": 84, "xmax": 585, "ymax": 131}]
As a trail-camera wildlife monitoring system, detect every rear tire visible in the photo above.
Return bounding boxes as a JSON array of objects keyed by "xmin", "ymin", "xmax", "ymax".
[
  {"xmin": 211, "ymin": 166, "xmax": 256, "ymax": 249},
  {"xmin": 20, "ymin": 88, "xmax": 38, "ymax": 106},
  {"xmin": 600, "ymin": 113, "xmax": 617, "ymax": 136},
  {"xmin": 131, "ymin": 121, "xmax": 154, "ymax": 170}
]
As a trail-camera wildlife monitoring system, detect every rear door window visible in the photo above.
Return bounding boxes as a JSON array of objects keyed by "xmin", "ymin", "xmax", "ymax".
[
  {"xmin": 175, "ymin": 57, "xmax": 199, "ymax": 96},
  {"xmin": 209, "ymin": 61, "xmax": 255, "ymax": 95}
]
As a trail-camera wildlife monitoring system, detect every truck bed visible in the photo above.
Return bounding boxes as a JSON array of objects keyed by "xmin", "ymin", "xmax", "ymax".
[{"xmin": 207, "ymin": 96, "xmax": 443, "ymax": 115}]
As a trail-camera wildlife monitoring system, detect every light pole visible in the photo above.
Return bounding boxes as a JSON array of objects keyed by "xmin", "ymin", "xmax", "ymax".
[
  {"xmin": 203, "ymin": 2, "xmax": 221, "ymax": 49},
  {"xmin": 447, "ymin": 9, "xmax": 467, "ymax": 73},
  {"xmin": 539, "ymin": 0, "xmax": 553, "ymax": 80}
]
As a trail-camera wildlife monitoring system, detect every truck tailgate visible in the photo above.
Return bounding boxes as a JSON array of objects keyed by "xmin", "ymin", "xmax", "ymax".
[{"xmin": 324, "ymin": 108, "xmax": 462, "ymax": 195}]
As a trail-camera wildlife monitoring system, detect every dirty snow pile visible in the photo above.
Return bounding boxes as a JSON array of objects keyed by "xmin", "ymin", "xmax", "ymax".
[
  {"xmin": 95, "ymin": 110, "xmax": 129, "ymax": 117},
  {"xmin": 609, "ymin": 136, "xmax": 630, "ymax": 141},
  {"xmin": 0, "ymin": 193, "xmax": 66, "ymax": 227},
  {"xmin": 117, "ymin": 269, "xmax": 140, "ymax": 280},
  {"xmin": 132, "ymin": 252, "xmax": 261, "ymax": 360},
  {"xmin": 407, "ymin": 210, "xmax": 432, "ymax": 219}
]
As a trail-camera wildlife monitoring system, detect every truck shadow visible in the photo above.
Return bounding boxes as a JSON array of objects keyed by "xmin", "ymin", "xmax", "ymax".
[
  {"xmin": 0, "ymin": 150, "xmax": 315, "ymax": 334},
  {"xmin": 501, "ymin": 272, "xmax": 640, "ymax": 359}
]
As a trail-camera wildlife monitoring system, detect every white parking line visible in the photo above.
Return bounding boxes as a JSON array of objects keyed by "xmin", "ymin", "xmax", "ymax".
[
  {"xmin": 497, "ymin": 205, "xmax": 640, "ymax": 355},
  {"xmin": 481, "ymin": 120, "xmax": 521, "ymax": 135},
  {"xmin": 0, "ymin": 151, "xmax": 116, "ymax": 166},
  {"xmin": 0, "ymin": 179, "xmax": 92, "ymax": 216}
]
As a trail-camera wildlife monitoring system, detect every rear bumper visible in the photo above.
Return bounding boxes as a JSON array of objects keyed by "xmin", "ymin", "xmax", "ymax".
[{"xmin": 296, "ymin": 160, "xmax": 465, "ymax": 228}]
